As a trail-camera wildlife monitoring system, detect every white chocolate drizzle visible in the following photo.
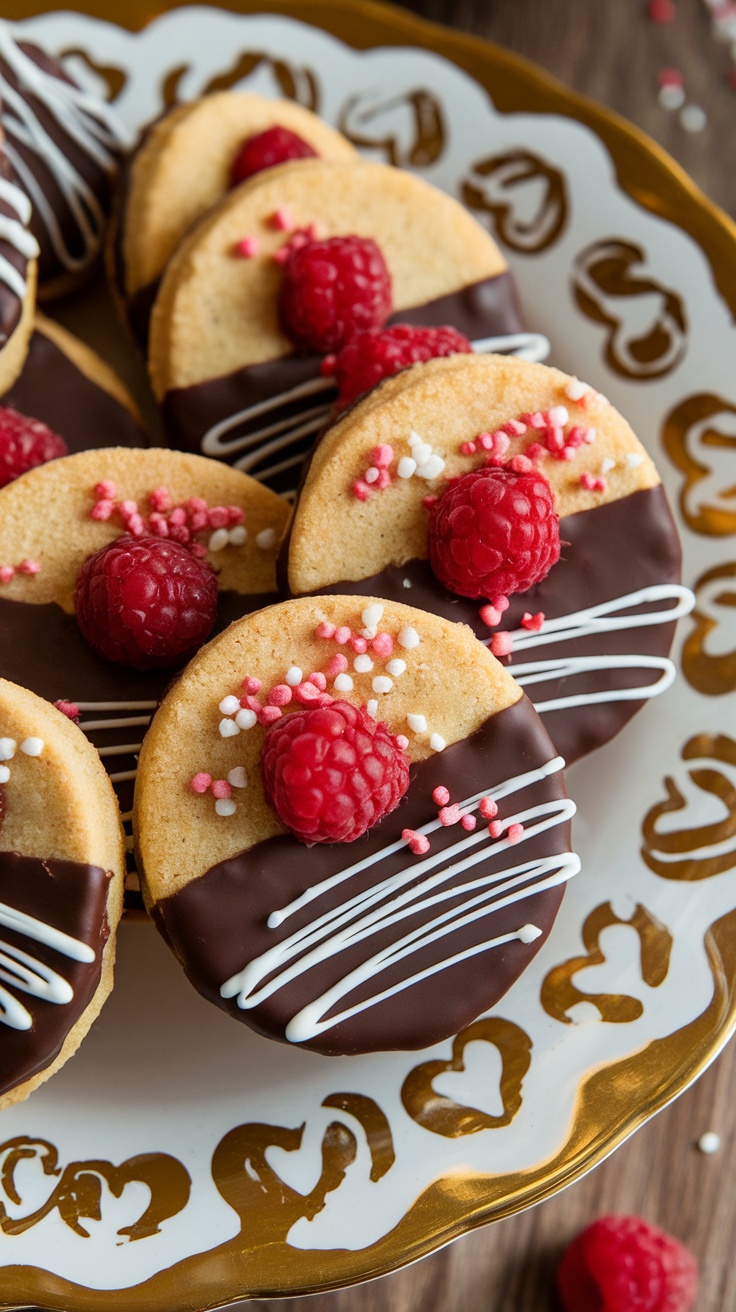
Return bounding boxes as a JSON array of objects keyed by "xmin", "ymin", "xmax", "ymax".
[
  {"xmin": 0, "ymin": 896, "xmax": 95, "ymax": 1031},
  {"xmin": 220, "ymin": 755, "xmax": 578, "ymax": 1043},
  {"xmin": 0, "ymin": 172, "xmax": 39, "ymax": 303}
]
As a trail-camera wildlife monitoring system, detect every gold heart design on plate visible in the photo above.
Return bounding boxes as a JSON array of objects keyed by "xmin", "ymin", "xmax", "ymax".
[
  {"xmin": 338, "ymin": 88, "xmax": 445, "ymax": 167},
  {"xmin": 461, "ymin": 148, "xmax": 568, "ymax": 254},
  {"xmin": 642, "ymin": 734, "xmax": 736, "ymax": 880},
  {"xmin": 662, "ymin": 392, "xmax": 736, "ymax": 535}
]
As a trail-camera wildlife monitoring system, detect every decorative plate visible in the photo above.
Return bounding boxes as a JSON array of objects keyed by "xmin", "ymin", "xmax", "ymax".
[{"xmin": 1, "ymin": 3, "xmax": 736, "ymax": 1308}]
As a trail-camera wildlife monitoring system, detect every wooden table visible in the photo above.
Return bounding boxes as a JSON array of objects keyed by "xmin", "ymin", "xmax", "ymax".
[{"xmin": 249, "ymin": 3, "xmax": 735, "ymax": 1309}]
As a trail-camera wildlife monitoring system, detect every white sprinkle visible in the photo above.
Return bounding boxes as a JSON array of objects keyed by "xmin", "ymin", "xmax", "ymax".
[
  {"xmin": 0, "ymin": 766, "xmax": 9, "ymax": 783},
  {"xmin": 0, "ymin": 738, "xmax": 17, "ymax": 761},
  {"xmin": 429, "ymin": 733, "xmax": 446, "ymax": 751},
  {"xmin": 334, "ymin": 673, "xmax": 353, "ymax": 692},
  {"xmin": 396, "ymin": 734, "xmax": 409, "ymax": 750},
  {"xmin": 354, "ymin": 654, "xmax": 374, "ymax": 673},
  {"xmin": 20, "ymin": 737, "xmax": 44, "ymax": 757},
  {"xmin": 372, "ymin": 676, "xmax": 393, "ymax": 694},
  {"xmin": 228, "ymin": 766, "xmax": 248, "ymax": 789},
  {"xmin": 398, "ymin": 625, "xmax": 420, "ymax": 650},
  {"xmin": 407, "ymin": 713, "xmax": 427, "ymax": 733},
  {"xmin": 518, "ymin": 923, "xmax": 542, "ymax": 944},
  {"xmin": 255, "ymin": 527, "xmax": 276, "ymax": 550},
  {"xmin": 362, "ymin": 603, "xmax": 384, "ymax": 629},
  {"xmin": 364, "ymin": 466, "xmax": 380, "ymax": 484},
  {"xmin": 397, "ymin": 456, "xmax": 417, "ymax": 479},
  {"xmin": 680, "ymin": 104, "xmax": 707, "ymax": 133},
  {"xmin": 659, "ymin": 84, "xmax": 686, "ymax": 111},
  {"xmin": 228, "ymin": 524, "xmax": 248, "ymax": 546},
  {"xmin": 417, "ymin": 454, "xmax": 445, "ymax": 480},
  {"xmin": 386, "ymin": 658, "xmax": 406, "ymax": 677},
  {"xmin": 219, "ymin": 718, "xmax": 240, "ymax": 738},
  {"xmin": 215, "ymin": 798, "xmax": 237, "ymax": 817},
  {"xmin": 626, "ymin": 452, "xmax": 644, "ymax": 468},
  {"xmin": 235, "ymin": 708, "xmax": 257, "ymax": 730},
  {"xmin": 584, "ymin": 426, "xmax": 597, "ymax": 444},
  {"xmin": 219, "ymin": 695, "xmax": 240, "ymax": 715},
  {"xmin": 402, "ymin": 577, "xmax": 412, "ymax": 588},
  {"xmin": 411, "ymin": 440, "xmax": 433, "ymax": 466},
  {"xmin": 601, "ymin": 457, "xmax": 616, "ymax": 475},
  {"xmin": 548, "ymin": 405, "xmax": 569, "ymax": 426},
  {"xmin": 565, "ymin": 377, "xmax": 590, "ymax": 402},
  {"xmin": 697, "ymin": 1131, "xmax": 720, "ymax": 1154},
  {"xmin": 208, "ymin": 528, "xmax": 229, "ymax": 553},
  {"xmin": 408, "ymin": 430, "xmax": 424, "ymax": 448},
  {"xmin": 366, "ymin": 699, "xmax": 378, "ymax": 719},
  {"xmin": 285, "ymin": 666, "xmax": 303, "ymax": 686}
]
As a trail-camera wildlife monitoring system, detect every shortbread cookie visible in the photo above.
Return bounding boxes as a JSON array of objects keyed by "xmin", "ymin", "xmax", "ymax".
[
  {"xmin": 0, "ymin": 23, "xmax": 129, "ymax": 298},
  {"xmin": 0, "ymin": 677, "xmax": 125, "ymax": 1107},
  {"xmin": 135, "ymin": 596, "xmax": 578, "ymax": 1055},
  {"xmin": 110, "ymin": 92, "xmax": 357, "ymax": 346},
  {"xmin": 148, "ymin": 158, "xmax": 525, "ymax": 492},
  {"xmin": 0, "ymin": 130, "xmax": 38, "ymax": 390},
  {"xmin": 283, "ymin": 353, "xmax": 692, "ymax": 767}
]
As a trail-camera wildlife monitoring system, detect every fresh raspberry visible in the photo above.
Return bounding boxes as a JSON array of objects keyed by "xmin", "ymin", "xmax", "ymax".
[
  {"xmin": 261, "ymin": 700, "xmax": 409, "ymax": 844},
  {"xmin": 557, "ymin": 1215, "xmax": 698, "ymax": 1312},
  {"xmin": 329, "ymin": 324, "xmax": 472, "ymax": 411},
  {"xmin": 278, "ymin": 235, "xmax": 392, "ymax": 353},
  {"xmin": 75, "ymin": 535, "xmax": 218, "ymax": 669},
  {"xmin": 0, "ymin": 406, "xmax": 68, "ymax": 488},
  {"xmin": 229, "ymin": 126, "xmax": 318, "ymax": 187},
  {"xmin": 428, "ymin": 466, "xmax": 560, "ymax": 600}
]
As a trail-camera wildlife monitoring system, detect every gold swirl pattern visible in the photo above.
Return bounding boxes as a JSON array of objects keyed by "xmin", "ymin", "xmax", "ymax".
[
  {"xmin": 662, "ymin": 393, "xmax": 736, "ymax": 535},
  {"xmin": 0, "ymin": 1136, "xmax": 191, "ymax": 1241},
  {"xmin": 162, "ymin": 53, "xmax": 319, "ymax": 108},
  {"xmin": 683, "ymin": 563, "xmax": 736, "ymax": 695},
  {"xmin": 461, "ymin": 148, "xmax": 568, "ymax": 253},
  {"xmin": 541, "ymin": 901, "xmax": 673, "ymax": 1024},
  {"xmin": 642, "ymin": 734, "xmax": 736, "ymax": 880},
  {"xmin": 59, "ymin": 48, "xmax": 126, "ymax": 102},
  {"xmin": 571, "ymin": 239, "xmax": 687, "ymax": 379},
  {"xmin": 400, "ymin": 1017, "xmax": 532, "ymax": 1137},
  {"xmin": 337, "ymin": 88, "xmax": 444, "ymax": 167}
]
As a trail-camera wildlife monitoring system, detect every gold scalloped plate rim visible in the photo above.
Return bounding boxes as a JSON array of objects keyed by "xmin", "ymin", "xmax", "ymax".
[{"xmin": 1, "ymin": 0, "xmax": 735, "ymax": 1306}]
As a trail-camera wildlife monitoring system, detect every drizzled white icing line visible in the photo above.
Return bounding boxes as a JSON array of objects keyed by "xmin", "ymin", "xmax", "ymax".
[
  {"xmin": 221, "ymin": 758, "xmax": 576, "ymax": 1042},
  {"xmin": 0, "ymin": 172, "xmax": 40, "ymax": 303},
  {"xmin": 0, "ymin": 897, "xmax": 95, "ymax": 1031},
  {"xmin": 501, "ymin": 584, "xmax": 695, "ymax": 712},
  {"xmin": 74, "ymin": 702, "xmax": 157, "ymax": 792}
]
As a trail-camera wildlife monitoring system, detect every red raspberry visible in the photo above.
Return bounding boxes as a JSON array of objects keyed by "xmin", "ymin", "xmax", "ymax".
[
  {"xmin": 330, "ymin": 324, "xmax": 472, "ymax": 411},
  {"xmin": 75, "ymin": 535, "xmax": 218, "ymax": 669},
  {"xmin": 229, "ymin": 125, "xmax": 318, "ymax": 187},
  {"xmin": 428, "ymin": 466, "xmax": 560, "ymax": 600},
  {"xmin": 0, "ymin": 405, "xmax": 68, "ymax": 488},
  {"xmin": 557, "ymin": 1215, "xmax": 698, "ymax": 1312},
  {"xmin": 279, "ymin": 235, "xmax": 392, "ymax": 353},
  {"xmin": 261, "ymin": 700, "xmax": 409, "ymax": 844}
]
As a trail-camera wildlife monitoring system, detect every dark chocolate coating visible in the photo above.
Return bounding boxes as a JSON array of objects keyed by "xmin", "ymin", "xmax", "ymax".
[
  {"xmin": 153, "ymin": 698, "xmax": 571, "ymax": 1055},
  {"xmin": 0, "ymin": 850, "xmax": 110, "ymax": 1095}
]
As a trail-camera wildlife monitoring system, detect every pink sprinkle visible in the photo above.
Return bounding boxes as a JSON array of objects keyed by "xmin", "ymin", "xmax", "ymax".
[
  {"xmin": 403, "ymin": 828, "xmax": 430, "ymax": 856},
  {"xmin": 149, "ymin": 487, "xmax": 171, "ymax": 512},
  {"xmin": 128, "ymin": 513, "xmax": 146, "ymax": 537},
  {"xmin": 527, "ymin": 442, "xmax": 546, "ymax": 461},
  {"xmin": 149, "ymin": 512, "xmax": 169, "ymax": 537},
  {"xmin": 17, "ymin": 559, "xmax": 41, "ymax": 575},
  {"xmin": 521, "ymin": 611, "xmax": 545, "ymax": 632},
  {"xmin": 268, "ymin": 684, "xmax": 292, "ymax": 706},
  {"xmin": 316, "ymin": 693, "xmax": 335, "ymax": 707},
  {"xmin": 327, "ymin": 654, "xmax": 349, "ymax": 677},
  {"xmin": 649, "ymin": 0, "xmax": 675, "ymax": 22},
  {"xmin": 352, "ymin": 480, "xmax": 370, "ymax": 501},
  {"xmin": 479, "ymin": 796, "xmax": 498, "ymax": 820},
  {"xmin": 478, "ymin": 431, "xmax": 494, "ymax": 451},
  {"xmin": 168, "ymin": 506, "xmax": 187, "ymax": 527},
  {"xmin": 211, "ymin": 779, "xmax": 233, "ymax": 799},
  {"xmin": 557, "ymin": 446, "xmax": 576, "ymax": 463},
  {"xmin": 396, "ymin": 734, "xmax": 409, "ymax": 750},
  {"xmin": 91, "ymin": 499, "xmax": 115, "ymax": 521},
  {"xmin": 242, "ymin": 677, "xmax": 262, "ymax": 694},
  {"xmin": 371, "ymin": 444, "xmax": 394, "ymax": 468},
  {"xmin": 190, "ymin": 542, "xmax": 208, "ymax": 558},
  {"xmin": 54, "ymin": 700, "xmax": 79, "ymax": 720},
  {"xmin": 169, "ymin": 524, "xmax": 191, "ymax": 545},
  {"xmin": 494, "ymin": 595, "xmax": 510, "ymax": 613},
  {"xmin": 308, "ymin": 671, "xmax": 327, "ymax": 690},
  {"xmin": 439, "ymin": 803, "xmax": 463, "ymax": 827},
  {"xmin": 432, "ymin": 785, "xmax": 450, "ymax": 806},
  {"xmin": 243, "ymin": 694, "xmax": 262, "ymax": 712},
  {"xmin": 372, "ymin": 632, "xmax": 393, "ymax": 658},
  {"xmin": 658, "ymin": 68, "xmax": 683, "ymax": 87},
  {"xmin": 528, "ymin": 411, "xmax": 547, "ymax": 430},
  {"xmin": 188, "ymin": 497, "xmax": 208, "ymax": 513},
  {"xmin": 491, "ymin": 431, "xmax": 511, "ymax": 459},
  {"xmin": 236, "ymin": 236, "xmax": 259, "ymax": 258},
  {"xmin": 208, "ymin": 506, "xmax": 230, "ymax": 529},
  {"xmin": 460, "ymin": 440, "xmax": 477, "ymax": 455},
  {"xmin": 488, "ymin": 820, "xmax": 503, "ymax": 839},
  {"xmin": 119, "ymin": 498, "xmax": 138, "ymax": 520},
  {"xmin": 258, "ymin": 705, "xmax": 282, "ymax": 725},
  {"xmin": 544, "ymin": 425, "xmax": 565, "ymax": 453},
  {"xmin": 507, "ymin": 822, "xmax": 524, "ymax": 844},
  {"xmin": 189, "ymin": 510, "xmax": 209, "ymax": 531},
  {"xmin": 502, "ymin": 418, "xmax": 527, "ymax": 437},
  {"xmin": 565, "ymin": 425, "xmax": 588, "ymax": 449},
  {"xmin": 94, "ymin": 480, "xmax": 116, "ymax": 500},
  {"xmin": 227, "ymin": 506, "xmax": 245, "ymax": 525},
  {"xmin": 490, "ymin": 631, "xmax": 513, "ymax": 658},
  {"xmin": 461, "ymin": 814, "xmax": 477, "ymax": 832},
  {"xmin": 190, "ymin": 772, "xmax": 212, "ymax": 794},
  {"xmin": 272, "ymin": 244, "xmax": 290, "ymax": 265},
  {"xmin": 375, "ymin": 468, "xmax": 392, "ymax": 490},
  {"xmin": 294, "ymin": 681, "xmax": 320, "ymax": 704},
  {"xmin": 422, "ymin": 494, "xmax": 438, "ymax": 509},
  {"xmin": 334, "ymin": 626, "xmax": 351, "ymax": 645},
  {"xmin": 580, "ymin": 472, "xmax": 606, "ymax": 492},
  {"xmin": 0, "ymin": 566, "xmax": 15, "ymax": 584},
  {"xmin": 350, "ymin": 635, "xmax": 368, "ymax": 654},
  {"xmin": 316, "ymin": 621, "xmax": 336, "ymax": 639},
  {"xmin": 479, "ymin": 604, "xmax": 501, "ymax": 628},
  {"xmin": 271, "ymin": 206, "xmax": 295, "ymax": 232},
  {"xmin": 509, "ymin": 454, "xmax": 533, "ymax": 473}
]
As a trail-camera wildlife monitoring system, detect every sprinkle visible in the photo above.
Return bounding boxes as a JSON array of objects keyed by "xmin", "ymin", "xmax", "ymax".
[
  {"xmin": 509, "ymin": 454, "xmax": 533, "ymax": 473},
  {"xmin": 649, "ymin": 0, "xmax": 675, "ymax": 21},
  {"xmin": 386, "ymin": 658, "xmax": 406, "ymax": 677},
  {"xmin": 0, "ymin": 567, "xmax": 15, "ymax": 584},
  {"xmin": 268, "ymin": 684, "xmax": 292, "ymax": 706},
  {"xmin": 697, "ymin": 1132, "xmax": 721, "ymax": 1154},
  {"xmin": 565, "ymin": 377, "xmax": 590, "ymax": 402},
  {"xmin": 479, "ymin": 604, "xmax": 502, "ymax": 628},
  {"xmin": 218, "ymin": 695, "xmax": 239, "ymax": 715},
  {"xmin": 215, "ymin": 798, "xmax": 237, "ymax": 817},
  {"xmin": 95, "ymin": 479, "xmax": 116, "ymax": 500},
  {"xmin": 190, "ymin": 773, "xmax": 212, "ymax": 794},
  {"xmin": 243, "ymin": 695, "xmax": 262, "ymax": 713},
  {"xmin": 526, "ymin": 442, "xmax": 545, "ymax": 460},
  {"xmin": 507, "ymin": 822, "xmax": 524, "ymax": 844},
  {"xmin": 680, "ymin": 103, "xmax": 708, "ymax": 132},
  {"xmin": 0, "ymin": 766, "xmax": 8, "ymax": 784},
  {"xmin": 489, "ymin": 819, "xmax": 503, "ymax": 838},
  {"xmin": 54, "ymin": 700, "xmax": 79, "ymax": 720},
  {"xmin": 548, "ymin": 405, "xmax": 569, "ymax": 426},
  {"xmin": 229, "ymin": 525, "xmax": 248, "ymax": 546},
  {"xmin": 285, "ymin": 666, "xmax": 303, "ymax": 686},
  {"xmin": 191, "ymin": 542, "xmax": 208, "ymax": 559},
  {"xmin": 272, "ymin": 245, "xmax": 290, "ymax": 265},
  {"xmin": 398, "ymin": 625, "xmax": 420, "ymax": 649},
  {"xmin": 407, "ymin": 713, "xmax": 427, "ymax": 733},
  {"xmin": 208, "ymin": 506, "xmax": 230, "ymax": 529},
  {"xmin": 350, "ymin": 635, "xmax": 368, "ymax": 654},
  {"xmin": 658, "ymin": 66, "xmax": 684, "ymax": 86},
  {"xmin": 316, "ymin": 693, "xmax": 334, "ymax": 708},
  {"xmin": 236, "ymin": 236, "xmax": 259, "ymax": 257},
  {"xmin": 354, "ymin": 654, "xmax": 374, "ymax": 673},
  {"xmin": 580, "ymin": 472, "xmax": 606, "ymax": 492},
  {"xmin": 20, "ymin": 737, "xmax": 44, "ymax": 757},
  {"xmin": 308, "ymin": 671, "xmax": 327, "ymax": 690},
  {"xmin": 460, "ymin": 440, "xmax": 477, "ymax": 455},
  {"xmin": 432, "ymin": 785, "xmax": 450, "ymax": 805},
  {"xmin": 422, "ymin": 495, "xmax": 438, "ymax": 509},
  {"xmin": 243, "ymin": 676, "xmax": 262, "ymax": 694},
  {"xmin": 362, "ymin": 603, "xmax": 384, "ymax": 632},
  {"xmin": 294, "ymin": 681, "xmax": 321, "ymax": 704},
  {"xmin": 366, "ymin": 699, "xmax": 378, "ymax": 719},
  {"xmin": 334, "ymin": 626, "xmax": 352, "ymax": 645},
  {"xmin": 371, "ymin": 444, "xmax": 394, "ymax": 468},
  {"xmin": 255, "ymin": 527, "xmax": 276, "ymax": 550},
  {"xmin": 235, "ymin": 708, "xmax": 257, "ymax": 730},
  {"xmin": 490, "ymin": 631, "xmax": 513, "ymax": 657},
  {"xmin": 408, "ymin": 430, "xmax": 424, "ymax": 448},
  {"xmin": 375, "ymin": 469, "xmax": 391, "ymax": 490},
  {"xmin": 272, "ymin": 205, "xmax": 295, "ymax": 231},
  {"xmin": 372, "ymin": 675, "xmax": 393, "ymax": 694},
  {"xmin": 211, "ymin": 779, "xmax": 233, "ymax": 800},
  {"xmin": 494, "ymin": 595, "xmax": 510, "ymax": 614},
  {"xmin": 91, "ymin": 499, "xmax": 115, "ymax": 520},
  {"xmin": 316, "ymin": 621, "xmax": 336, "ymax": 639},
  {"xmin": 0, "ymin": 739, "xmax": 17, "ymax": 760},
  {"xmin": 412, "ymin": 440, "xmax": 432, "ymax": 465},
  {"xmin": 17, "ymin": 559, "xmax": 40, "ymax": 575},
  {"xmin": 502, "ymin": 418, "xmax": 526, "ymax": 437},
  {"xmin": 372, "ymin": 632, "xmax": 393, "ymax": 658},
  {"xmin": 364, "ymin": 467, "xmax": 379, "ymax": 484},
  {"xmin": 327, "ymin": 654, "xmax": 349, "ymax": 677},
  {"xmin": 626, "ymin": 452, "xmax": 644, "ymax": 468},
  {"xmin": 518, "ymin": 924, "xmax": 542, "ymax": 944},
  {"xmin": 521, "ymin": 612, "xmax": 545, "ymax": 632},
  {"xmin": 228, "ymin": 767, "xmax": 248, "ymax": 789},
  {"xmin": 257, "ymin": 705, "xmax": 282, "ymax": 726},
  {"xmin": 659, "ymin": 83, "xmax": 686, "ymax": 109},
  {"xmin": 403, "ymin": 828, "xmax": 430, "ymax": 856},
  {"xmin": 334, "ymin": 673, "xmax": 354, "ymax": 692},
  {"xmin": 479, "ymin": 796, "xmax": 498, "ymax": 819},
  {"xmin": 439, "ymin": 803, "xmax": 463, "ymax": 826},
  {"xmin": 219, "ymin": 718, "xmax": 240, "ymax": 738},
  {"xmin": 396, "ymin": 734, "xmax": 409, "ymax": 750},
  {"xmin": 397, "ymin": 456, "xmax": 417, "ymax": 479},
  {"xmin": 429, "ymin": 733, "xmax": 446, "ymax": 752},
  {"xmin": 352, "ymin": 480, "xmax": 370, "ymax": 501},
  {"xmin": 461, "ymin": 814, "xmax": 477, "ymax": 832},
  {"xmin": 416, "ymin": 453, "xmax": 445, "ymax": 480},
  {"xmin": 601, "ymin": 457, "xmax": 616, "ymax": 475}
]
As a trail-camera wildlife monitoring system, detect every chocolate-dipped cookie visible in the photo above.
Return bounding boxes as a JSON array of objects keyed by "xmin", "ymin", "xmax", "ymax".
[
  {"xmin": 283, "ymin": 353, "xmax": 694, "ymax": 767},
  {"xmin": 148, "ymin": 158, "xmax": 527, "ymax": 494},
  {"xmin": 0, "ymin": 676, "xmax": 124, "ymax": 1107},
  {"xmin": 109, "ymin": 91, "xmax": 357, "ymax": 348},
  {"xmin": 0, "ymin": 22, "xmax": 129, "ymax": 298},
  {"xmin": 0, "ymin": 125, "xmax": 38, "ymax": 391},
  {"xmin": 134, "ymin": 596, "xmax": 578, "ymax": 1055}
]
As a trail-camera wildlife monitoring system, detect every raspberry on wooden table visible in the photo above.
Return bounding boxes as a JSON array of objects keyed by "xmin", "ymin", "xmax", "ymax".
[
  {"xmin": 278, "ymin": 235, "xmax": 392, "ymax": 353},
  {"xmin": 428, "ymin": 466, "xmax": 560, "ymax": 600},
  {"xmin": 0, "ymin": 405, "xmax": 68, "ymax": 488},
  {"xmin": 261, "ymin": 700, "xmax": 409, "ymax": 844},
  {"xmin": 557, "ymin": 1215, "xmax": 698, "ymax": 1312},
  {"xmin": 229, "ymin": 125, "xmax": 318, "ymax": 187},
  {"xmin": 75, "ymin": 535, "xmax": 218, "ymax": 670},
  {"xmin": 329, "ymin": 324, "xmax": 472, "ymax": 411}
]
